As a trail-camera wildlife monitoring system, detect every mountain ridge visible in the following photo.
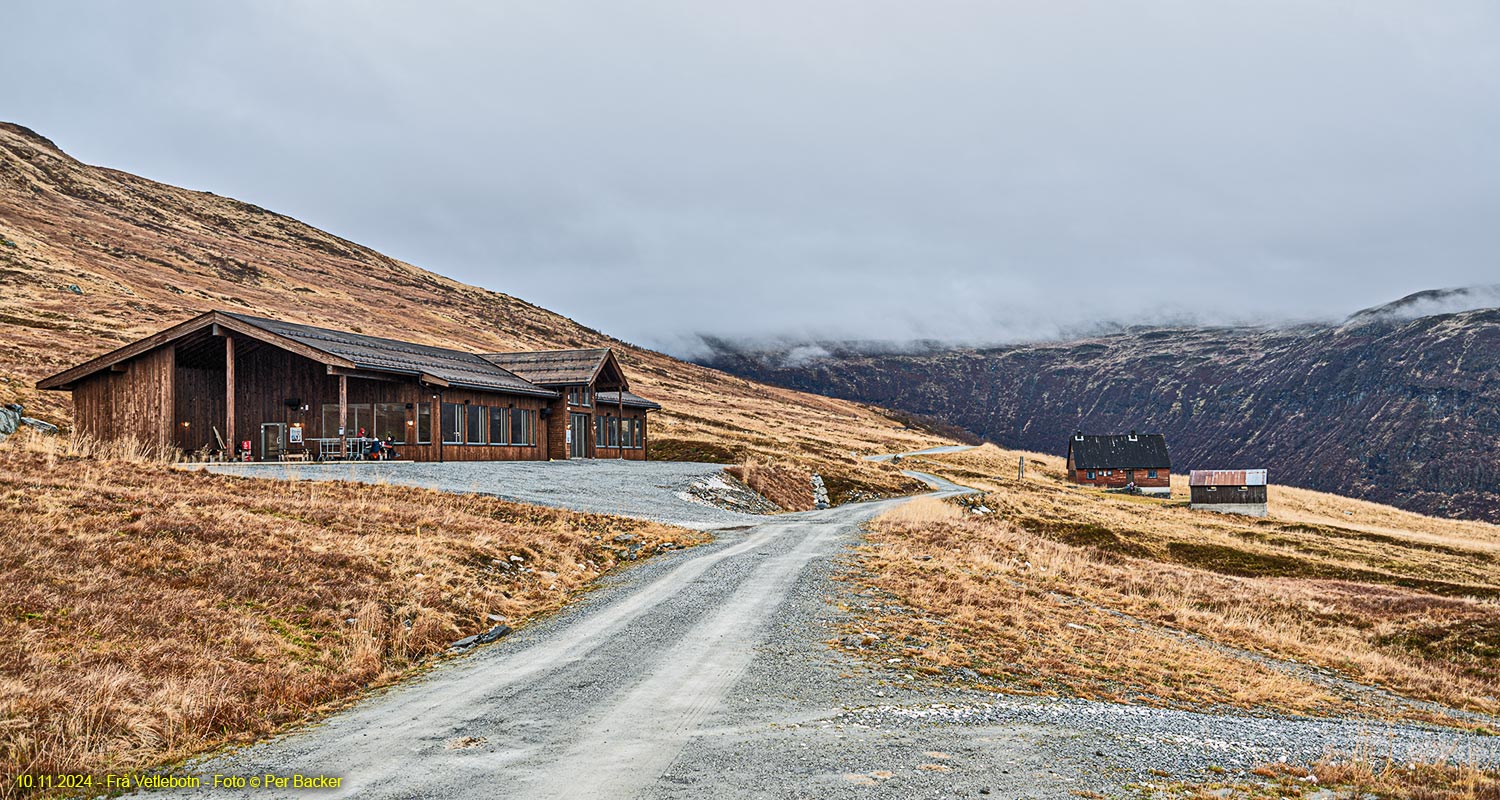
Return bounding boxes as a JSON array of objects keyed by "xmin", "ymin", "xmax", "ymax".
[{"xmin": 697, "ymin": 302, "xmax": 1500, "ymax": 522}]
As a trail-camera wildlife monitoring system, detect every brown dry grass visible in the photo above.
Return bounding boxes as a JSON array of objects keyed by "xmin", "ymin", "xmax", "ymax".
[
  {"xmin": 0, "ymin": 430, "xmax": 704, "ymax": 794},
  {"xmin": 725, "ymin": 459, "xmax": 816, "ymax": 512},
  {"xmin": 847, "ymin": 444, "xmax": 1500, "ymax": 722},
  {"xmin": 1161, "ymin": 758, "xmax": 1500, "ymax": 799},
  {"xmin": 0, "ymin": 122, "xmax": 950, "ymax": 503}
]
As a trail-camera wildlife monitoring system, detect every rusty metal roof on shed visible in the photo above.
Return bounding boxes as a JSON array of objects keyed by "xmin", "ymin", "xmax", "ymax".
[
  {"xmin": 595, "ymin": 390, "xmax": 662, "ymax": 410},
  {"xmin": 219, "ymin": 313, "xmax": 557, "ymax": 397},
  {"xmin": 1066, "ymin": 433, "xmax": 1172, "ymax": 469},
  {"xmin": 1189, "ymin": 469, "xmax": 1268, "ymax": 486},
  {"xmin": 479, "ymin": 348, "xmax": 615, "ymax": 386}
]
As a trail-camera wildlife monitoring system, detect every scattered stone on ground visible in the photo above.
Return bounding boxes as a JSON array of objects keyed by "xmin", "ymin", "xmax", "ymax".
[
  {"xmin": 680, "ymin": 471, "xmax": 782, "ymax": 515},
  {"xmin": 0, "ymin": 403, "xmax": 59, "ymax": 442}
]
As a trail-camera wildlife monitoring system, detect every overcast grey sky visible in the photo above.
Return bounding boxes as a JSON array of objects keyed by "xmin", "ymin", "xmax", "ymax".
[{"xmin": 5, "ymin": 1, "xmax": 1498, "ymax": 353}]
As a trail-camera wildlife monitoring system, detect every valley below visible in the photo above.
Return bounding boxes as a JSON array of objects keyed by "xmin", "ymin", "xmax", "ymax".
[{"xmin": 696, "ymin": 300, "xmax": 1500, "ymax": 524}]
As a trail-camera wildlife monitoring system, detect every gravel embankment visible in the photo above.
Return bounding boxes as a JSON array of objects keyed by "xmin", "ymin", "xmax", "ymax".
[{"xmin": 196, "ymin": 459, "xmax": 765, "ymax": 529}]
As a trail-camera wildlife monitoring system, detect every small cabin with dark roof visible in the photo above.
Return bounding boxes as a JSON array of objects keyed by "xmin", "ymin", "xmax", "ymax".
[
  {"xmin": 1065, "ymin": 431, "xmax": 1172, "ymax": 495},
  {"xmin": 37, "ymin": 310, "xmax": 659, "ymax": 462},
  {"xmin": 1189, "ymin": 469, "xmax": 1268, "ymax": 517}
]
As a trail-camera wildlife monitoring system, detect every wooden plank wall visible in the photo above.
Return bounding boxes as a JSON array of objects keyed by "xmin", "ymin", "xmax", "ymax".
[
  {"xmin": 72, "ymin": 346, "xmax": 174, "ymax": 454},
  {"xmin": 227, "ymin": 348, "xmax": 554, "ymax": 461},
  {"xmin": 174, "ymin": 363, "xmax": 226, "ymax": 452}
]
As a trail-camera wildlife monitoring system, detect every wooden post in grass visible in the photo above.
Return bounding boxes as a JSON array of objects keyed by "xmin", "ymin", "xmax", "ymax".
[{"xmin": 1018, "ymin": 455, "xmax": 1026, "ymax": 480}]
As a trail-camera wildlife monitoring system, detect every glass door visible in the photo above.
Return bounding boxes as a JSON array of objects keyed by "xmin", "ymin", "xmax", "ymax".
[{"xmin": 570, "ymin": 412, "xmax": 590, "ymax": 458}]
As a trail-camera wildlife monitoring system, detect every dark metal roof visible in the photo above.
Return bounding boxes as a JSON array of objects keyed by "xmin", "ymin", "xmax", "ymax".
[
  {"xmin": 220, "ymin": 313, "xmax": 557, "ymax": 398},
  {"xmin": 595, "ymin": 390, "xmax": 662, "ymax": 410},
  {"xmin": 1067, "ymin": 433, "xmax": 1172, "ymax": 469},
  {"xmin": 480, "ymin": 348, "xmax": 612, "ymax": 386}
]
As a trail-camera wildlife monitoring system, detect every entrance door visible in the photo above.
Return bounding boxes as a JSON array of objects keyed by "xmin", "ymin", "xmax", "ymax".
[
  {"xmin": 569, "ymin": 413, "xmax": 590, "ymax": 458},
  {"xmin": 260, "ymin": 423, "xmax": 286, "ymax": 462},
  {"xmin": 1126, "ymin": 469, "xmax": 1136, "ymax": 484}
]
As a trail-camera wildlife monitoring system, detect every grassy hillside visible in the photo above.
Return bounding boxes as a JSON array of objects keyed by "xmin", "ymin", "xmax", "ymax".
[
  {"xmin": 0, "ymin": 121, "xmax": 947, "ymax": 498},
  {"xmin": 844, "ymin": 444, "xmax": 1500, "ymax": 725},
  {"xmin": 0, "ymin": 431, "xmax": 704, "ymax": 792}
]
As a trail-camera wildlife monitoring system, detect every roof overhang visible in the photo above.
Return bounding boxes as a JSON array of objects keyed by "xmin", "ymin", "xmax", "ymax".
[{"xmin": 37, "ymin": 311, "xmax": 358, "ymax": 391}]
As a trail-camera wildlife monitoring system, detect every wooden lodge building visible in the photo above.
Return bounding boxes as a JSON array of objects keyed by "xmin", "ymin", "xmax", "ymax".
[
  {"xmin": 37, "ymin": 311, "xmax": 660, "ymax": 462},
  {"xmin": 1065, "ymin": 430, "xmax": 1172, "ymax": 496},
  {"xmin": 1189, "ymin": 469, "xmax": 1269, "ymax": 517}
]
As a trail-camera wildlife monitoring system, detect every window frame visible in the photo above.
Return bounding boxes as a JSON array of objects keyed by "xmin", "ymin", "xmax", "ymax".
[
  {"xmin": 509, "ymin": 407, "xmax": 535, "ymax": 446},
  {"xmin": 441, "ymin": 402, "xmax": 464, "ymax": 444},
  {"xmin": 465, "ymin": 404, "xmax": 487, "ymax": 445},
  {"xmin": 374, "ymin": 402, "xmax": 408, "ymax": 444},
  {"xmin": 415, "ymin": 403, "xmax": 432, "ymax": 444},
  {"xmin": 489, "ymin": 406, "xmax": 509, "ymax": 445}
]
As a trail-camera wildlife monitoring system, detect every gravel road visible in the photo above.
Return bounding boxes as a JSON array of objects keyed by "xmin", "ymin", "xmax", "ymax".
[
  {"xmin": 863, "ymin": 445, "xmax": 978, "ymax": 463},
  {"xmin": 166, "ymin": 461, "xmax": 1499, "ymax": 798}
]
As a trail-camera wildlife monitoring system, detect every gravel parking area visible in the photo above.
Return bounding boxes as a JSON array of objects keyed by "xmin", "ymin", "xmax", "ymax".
[{"xmin": 197, "ymin": 459, "xmax": 764, "ymax": 529}]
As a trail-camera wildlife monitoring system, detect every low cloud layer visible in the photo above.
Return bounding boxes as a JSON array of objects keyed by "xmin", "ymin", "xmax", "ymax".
[{"xmin": 5, "ymin": 2, "xmax": 1498, "ymax": 354}]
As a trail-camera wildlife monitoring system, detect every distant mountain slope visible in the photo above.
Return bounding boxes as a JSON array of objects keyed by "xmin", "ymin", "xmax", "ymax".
[
  {"xmin": 697, "ymin": 301, "xmax": 1500, "ymax": 522},
  {"xmin": 0, "ymin": 122, "xmax": 951, "ymax": 494}
]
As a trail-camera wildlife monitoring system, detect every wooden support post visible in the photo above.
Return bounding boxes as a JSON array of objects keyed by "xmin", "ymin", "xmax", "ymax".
[
  {"xmin": 339, "ymin": 374, "xmax": 348, "ymax": 459},
  {"xmin": 618, "ymin": 388, "xmax": 625, "ymax": 460},
  {"xmin": 224, "ymin": 335, "xmax": 236, "ymax": 460}
]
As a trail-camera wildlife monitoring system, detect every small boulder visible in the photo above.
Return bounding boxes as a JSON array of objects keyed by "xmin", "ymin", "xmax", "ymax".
[
  {"xmin": 20, "ymin": 416, "xmax": 58, "ymax": 434},
  {"xmin": 0, "ymin": 404, "xmax": 20, "ymax": 439},
  {"xmin": 476, "ymin": 625, "xmax": 512, "ymax": 644}
]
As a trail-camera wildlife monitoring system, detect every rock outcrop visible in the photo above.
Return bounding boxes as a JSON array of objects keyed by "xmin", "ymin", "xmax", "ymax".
[{"xmin": 0, "ymin": 403, "xmax": 58, "ymax": 443}]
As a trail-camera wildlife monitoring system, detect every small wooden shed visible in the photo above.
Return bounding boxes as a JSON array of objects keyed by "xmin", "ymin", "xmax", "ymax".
[{"xmin": 1189, "ymin": 469, "xmax": 1269, "ymax": 517}]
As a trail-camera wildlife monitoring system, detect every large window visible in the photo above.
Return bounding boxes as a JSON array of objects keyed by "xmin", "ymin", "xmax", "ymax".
[
  {"xmin": 322, "ymin": 403, "xmax": 376, "ymax": 437},
  {"xmin": 489, "ymin": 407, "xmax": 509, "ymax": 445},
  {"xmin": 466, "ymin": 404, "xmax": 486, "ymax": 444},
  {"xmin": 592, "ymin": 416, "xmax": 641, "ymax": 449},
  {"xmin": 416, "ymin": 403, "xmax": 431, "ymax": 444},
  {"xmin": 374, "ymin": 403, "xmax": 407, "ymax": 443},
  {"xmin": 510, "ymin": 408, "xmax": 536, "ymax": 446},
  {"xmin": 441, "ymin": 402, "xmax": 464, "ymax": 444}
]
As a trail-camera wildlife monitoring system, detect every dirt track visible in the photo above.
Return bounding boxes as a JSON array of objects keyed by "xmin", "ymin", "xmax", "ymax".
[{"xmin": 166, "ymin": 464, "xmax": 1498, "ymax": 799}]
